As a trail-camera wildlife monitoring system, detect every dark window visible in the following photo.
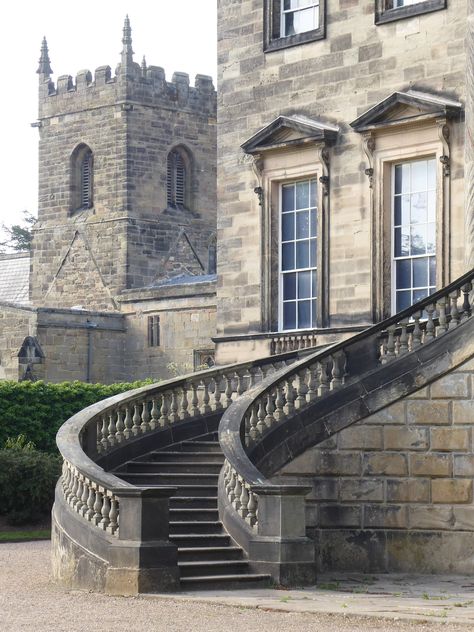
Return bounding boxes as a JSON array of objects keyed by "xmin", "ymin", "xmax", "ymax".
[
  {"xmin": 208, "ymin": 234, "xmax": 217, "ymax": 274},
  {"xmin": 193, "ymin": 349, "xmax": 215, "ymax": 370},
  {"xmin": 167, "ymin": 149, "xmax": 188, "ymax": 208},
  {"xmin": 264, "ymin": 0, "xmax": 326, "ymax": 53},
  {"xmin": 375, "ymin": 0, "xmax": 446, "ymax": 24},
  {"xmin": 70, "ymin": 144, "xmax": 93, "ymax": 213},
  {"xmin": 148, "ymin": 315, "xmax": 160, "ymax": 347}
]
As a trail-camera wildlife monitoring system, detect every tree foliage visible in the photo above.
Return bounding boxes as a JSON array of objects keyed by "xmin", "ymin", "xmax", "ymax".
[{"xmin": 0, "ymin": 211, "xmax": 36, "ymax": 252}]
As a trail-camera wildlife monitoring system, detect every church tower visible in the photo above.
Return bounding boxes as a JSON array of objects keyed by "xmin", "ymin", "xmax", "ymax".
[{"xmin": 31, "ymin": 18, "xmax": 216, "ymax": 311}]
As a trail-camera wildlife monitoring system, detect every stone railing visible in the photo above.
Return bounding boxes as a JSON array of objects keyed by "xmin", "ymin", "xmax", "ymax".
[
  {"xmin": 218, "ymin": 268, "xmax": 474, "ymax": 584},
  {"xmin": 54, "ymin": 348, "xmax": 306, "ymax": 593},
  {"xmin": 270, "ymin": 332, "xmax": 319, "ymax": 354}
]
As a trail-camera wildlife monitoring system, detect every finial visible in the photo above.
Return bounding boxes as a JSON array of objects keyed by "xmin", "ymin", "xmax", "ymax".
[
  {"xmin": 37, "ymin": 37, "xmax": 53, "ymax": 77},
  {"xmin": 141, "ymin": 55, "xmax": 147, "ymax": 77},
  {"xmin": 121, "ymin": 15, "xmax": 134, "ymax": 67}
]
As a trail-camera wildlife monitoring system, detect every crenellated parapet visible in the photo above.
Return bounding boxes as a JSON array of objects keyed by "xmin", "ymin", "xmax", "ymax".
[{"xmin": 37, "ymin": 17, "xmax": 216, "ymax": 119}]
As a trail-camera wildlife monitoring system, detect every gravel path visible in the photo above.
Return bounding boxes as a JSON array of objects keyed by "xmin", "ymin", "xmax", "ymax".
[{"xmin": 1, "ymin": 541, "xmax": 472, "ymax": 632}]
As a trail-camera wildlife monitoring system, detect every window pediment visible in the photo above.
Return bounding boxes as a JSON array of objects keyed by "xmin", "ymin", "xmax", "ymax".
[
  {"xmin": 350, "ymin": 90, "xmax": 462, "ymax": 133},
  {"xmin": 241, "ymin": 114, "xmax": 339, "ymax": 154}
]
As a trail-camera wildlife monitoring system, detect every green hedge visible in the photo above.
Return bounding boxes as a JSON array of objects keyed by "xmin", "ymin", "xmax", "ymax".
[
  {"xmin": 0, "ymin": 436, "xmax": 62, "ymax": 525},
  {"xmin": 0, "ymin": 380, "xmax": 153, "ymax": 454}
]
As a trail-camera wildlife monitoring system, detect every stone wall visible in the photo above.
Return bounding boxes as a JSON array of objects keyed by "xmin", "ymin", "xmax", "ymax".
[
  {"xmin": 274, "ymin": 356, "xmax": 474, "ymax": 572},
  {"xmin": 0, "ymin": 304, "xmax": 38, "ymax": 380},
  {"xmin": 216, "ymin": 0, "xmax": 467, "ymax": 342},
  {"xmin": 118, "ymin": 279, "xmax": 217, "ymax": 381}
]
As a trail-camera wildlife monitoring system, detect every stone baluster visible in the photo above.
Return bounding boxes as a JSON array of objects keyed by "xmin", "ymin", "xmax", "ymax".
[
  {"xmin": 107, "ymin": 412, "xmax": 117, "ymax": 447},
  {"xmin": 306, "ymin": 366, "xmax": 317, "ymax": 401},
  {"xmin": 212, "ymin": 376, "xmax": 223, "ymax": 410},
  {"xmin": 246, "ymin": 489, "xmax": 258, "ymax": 527},
  {"xmin": 449, "ymin": 289, "xmax": 461, "ymax": 329},
  {"xmin": 201, "ymin": 379, "xmax": 211, "ymax": 415},
  {"xmin": 224, "ymin": 373, "xmax": 234, "ymax": 408},
  {"xmin": 317, "ymin": 358, "xmax": 330, "ymax": 395},
  {"xmin": 150, "ymin": 398, "xmax": 160, "ymax": 429},
  {"xmin": 100, "ymin": 415, "xmax": 109, "ymax": 451},
  {"xmin": 385, "ymin": 325, "xmax": 397, "ymax": 361},
  {"xmin": 244, "ymin": 413, "xmax": 251, "ymax": 447},
  {"xmin": 398, "ymin": 320, "xmax": 409, "ymax": 355},
  {"xmin": 284, "ymin": 377, "xmax": 295, "ymax": 415},
  {"xmin": 96, "ymin": 419, "xmax": 103, "ymax": 452},
  {"xmin": 169, "ymin": 390, "xmax": 180, "ymax": 423},
  {"xmin": 180, "ymin": 386, "xmax": 190, "ymax": 419},
  {"xmin": 93, "ymin": 489, "xmax": 103, "ymax": 526},
  {"xmin": 132, "ymin": 404, "xmax": 141, "ymax": 435},
  {"xmin": 233, "ymin": 476, "xmax": 242, "ymax": 512},
  {"xmin": 295, "ymin": 369, "xmax": 308, "ymax": 408},
  {"xmin": 108, "ymin": 497, "xmax": 119, "ymax": 535},
  {"xmin": 228, "ymin": 468, "xmax": 237, "ymax": 504},
  {"xmin": 436, "ymin": 297, "xmax": 448, "ymax": 334},
  {"xmin": 425, "ymin": 303, "xmax": 436, "ymax": 340},
  {"xmin": 257, "ymin": 398, "xmax": 266, "ymax": 435},
  {"xmin": 264, "ymin": 390, "xmax": 276, "ymax": 429},
  {"xmin": 236, "ymin": 370, "xmax": 246, "ymax": 396},
  {"xmin": 461, "ymin": 282, "xmax": 472, "ymax": 320},
  {"xmin": 115, "ymin": 408, "xmax": 125, "ymax": 443},
  {"xmin": 124, "ymin": 404, "xmax": 133, "ymax": 439},
  {"xmin": 141, "ymin": 401, "xmax": 151, "ymax": 433},
  {"xmin": 85, "ymin": 483, "xmax": 95, "ymax": 521},
  {"xmin": 79, "ymin": 477, "xmax": 89, "ymax": 516},
  {"xmin": 99, "ymin": 493, "xmax": 111, "ymax": 530},
  {"xmin": 189, "ymin": 382, "xmax": 199, "ymax": 417},
  {"xmin": 249, "ymin": 404, "xmax": 259, "ymax": 441},
  {"xmin": 274, "ymin": 384, "xmax": 285, "ymax": 421},
  {"xmin": 74, "ymin": 477, "xmax": 84, "ymax": 512},
  {"xmin": 330, "ymin": 352, "xmax": 345, "ymax": 389},
  {"xmin": 239, "ymin": 482, "xmax": 249, "ymax": 519},
  {"xmin": 247, "ymin": 366, "xmax": 258, "ymax": 388},
  {"xmin": 159, "ymin": 392, "xmax": 170, "ymax": 426},
  {"xmin": 411, "ymin": 312, "xmax": 422, "ymax": 348},
  {"xmin": 69, "ymin": 472, "xmax": 79, "ymax": 507}
]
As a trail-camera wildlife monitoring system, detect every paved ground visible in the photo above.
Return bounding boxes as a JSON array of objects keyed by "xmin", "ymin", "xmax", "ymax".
[{"xmin": 1, "ymin": 541, "xmax": 474, "ymax": 631}]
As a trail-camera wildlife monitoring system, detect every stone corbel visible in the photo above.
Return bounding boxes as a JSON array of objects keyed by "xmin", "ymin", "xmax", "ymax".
[
  {"xmin": 437, "ymin": 119, "xmax": 450, "ymax": 177},
  {"xmin": 362, "ymin": 133, "xmax": 375, "ymax": 188},
  {"xmin": 317, "ymin": 145, "xmax": 330, "ymax": 196},
  {"xmin": 251, "ymin": 153, "xmax": 264, "ymax": 206}
]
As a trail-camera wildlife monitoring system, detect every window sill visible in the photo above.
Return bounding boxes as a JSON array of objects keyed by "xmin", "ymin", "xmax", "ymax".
[
  {"xmin": 375, "ymin": 0, "xmax": 446, "ymax": 25},
  {"xmin": 264, "ymin": 27, "xmax": 325, "ymax": 53}
]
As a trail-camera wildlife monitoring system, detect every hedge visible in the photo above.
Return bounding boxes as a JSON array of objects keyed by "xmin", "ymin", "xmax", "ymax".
[
  {"xmin": 0, "ymin": 380, "xmax": 153, "ymax": 454},
  {"xmin": 0, "ymin": 437, "xmax": 62, "ymax": 525}
]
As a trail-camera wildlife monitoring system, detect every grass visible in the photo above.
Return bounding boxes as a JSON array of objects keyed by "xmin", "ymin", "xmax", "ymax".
[{"xmin": 0, "ymin": 529, "xmax": 50, "ymax": 542}]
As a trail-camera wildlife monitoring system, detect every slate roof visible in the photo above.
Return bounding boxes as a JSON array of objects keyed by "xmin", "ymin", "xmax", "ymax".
[{"xmin": 0, "ymin": 253, "xmax": 30, "ymax": 305}]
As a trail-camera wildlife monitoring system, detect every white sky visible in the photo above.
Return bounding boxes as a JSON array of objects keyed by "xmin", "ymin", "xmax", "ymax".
[{"xmin": 0, "ymin": 1, "xmax": 217, "ymax": 232}]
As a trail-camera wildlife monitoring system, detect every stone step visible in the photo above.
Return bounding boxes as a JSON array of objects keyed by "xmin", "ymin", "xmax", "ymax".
[
  {"xmin": 178, "ymin": 560, "xmax": 251, "ymax": 578},
  {"xmin": 169, "ymin": 520, "xmax": 222, "ymax": 535},
  {"xmin": 180, "ymin": 573, "xmax": 272, "ymax": 591},
  {"xmin": 170, "ymin": 508, "xmax": 219, "ymax": 522},
  {"xmin": 170, "ymin": 533, "xmax": 231, "ymax": 548},
  {"xmin": 114, "ymin": 472, "xmax": 219, "ymax": 486},
  {"xmin": 177, "ymin": 546, "xmax": 243, "ymax": 562},
  {"xmin": 139, "ymin": 451, "xmax": 224, "ymax": 464},
  {"xmin": 170, "ymin": 496, "xmax": 217, "ymax": 509},
  {"xmin": 177, "ymin": 440, "xmax": 222, "ymax": 453},
  {"xmin": 123, "ymin": 461, "xmax": 223, "ymax": 474}
]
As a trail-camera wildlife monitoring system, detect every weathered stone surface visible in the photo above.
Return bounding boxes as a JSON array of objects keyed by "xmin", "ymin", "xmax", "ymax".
[
  {"xmin": 386, "ymin": 479, "xmax": 430, "ymax": 503},
  {"xmin": 430, "ymin": 427, "xmax": 471, "ymax": 452},
  {"xmin": 432, "ymin": 479, "xmax": 473, "ymax": 504},
  {"xmin": 406, "ymin": 401, "xmax": 450, "ymax": 425},
  {"xmin": 362, "ymin": 453, "xmax": 408, "ymax": 476},
  {"xmin": 384, "ymin": 427, "xmax": 429, "ymax": 451},
  {"xmin": 430, "ymin": 373, "xmax": 470, "ymax": 399},
  {"xmin": 410, "ymin": 454, "xmax": 452, "ymax": 477}
]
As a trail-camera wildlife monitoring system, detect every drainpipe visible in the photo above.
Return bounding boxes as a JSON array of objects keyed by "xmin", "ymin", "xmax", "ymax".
[
  {"xmin": 86, "ymin": 320, "xmax": 98, "ymax": 383},
  {"xmin": 466, "ymin": 1, "xmax": 474, "ymax": 268}
]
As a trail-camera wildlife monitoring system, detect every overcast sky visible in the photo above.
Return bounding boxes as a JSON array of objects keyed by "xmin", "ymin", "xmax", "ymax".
[{"xmin": 0, "ymin": 1, "xmax": 217, "ymax": 233}]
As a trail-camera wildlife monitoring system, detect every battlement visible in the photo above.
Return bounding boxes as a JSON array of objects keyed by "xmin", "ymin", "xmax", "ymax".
[{"xmin": 37, "ymin": 18, "xmax": 216, "ymax": 118}]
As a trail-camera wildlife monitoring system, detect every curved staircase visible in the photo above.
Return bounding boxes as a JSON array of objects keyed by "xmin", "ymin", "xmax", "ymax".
[
  {"xmin": 52, "ymin": 267, "xmax": 474, "ymax": 594},
  {"xmin": 114, "ymin": 431, "xmax": 271, "ymax": 589}
]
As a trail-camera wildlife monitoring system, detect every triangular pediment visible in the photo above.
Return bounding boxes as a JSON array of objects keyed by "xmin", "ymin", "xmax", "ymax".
[
  {"xmin": 242, "ymin": 114, "xmax": 339, "ymax": 154},
  {"xmin": 350, "ymin": 90, "xmax": 462, "ymax": 132}
]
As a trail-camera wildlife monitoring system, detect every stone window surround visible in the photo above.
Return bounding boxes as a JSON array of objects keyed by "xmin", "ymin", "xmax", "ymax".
[
  {"xmin": 69, "ymin": 143, "xmax": 94, "ymax": 215},
  {"xmin": 365, "ymin": 122, "xmax": 451, "ymax": 321},
  {"xmin": 263, "ymin": 0, "xmax": 326, "ymax": 53},
  {"xmin": 166, "ymin": 144, "xmax": 194, "ymax": 211},
  {"xmin": 375, "ymin": 0, "xmax": 447, "ymax": 25},
  {"xmin": 147, "ymin": 314, "xmax": 160, "ymax": 347},
  {"xmin": 257, "ymin": 145, "xmax": 330, "ymax": 331}
]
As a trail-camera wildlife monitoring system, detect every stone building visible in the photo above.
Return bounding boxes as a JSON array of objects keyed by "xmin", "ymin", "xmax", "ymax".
[{"xmin": 0, "ymin": 17, "xmax": 217, "ymax": 383}]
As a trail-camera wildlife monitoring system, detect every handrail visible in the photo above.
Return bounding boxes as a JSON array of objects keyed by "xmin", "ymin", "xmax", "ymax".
[{"xmin": 218, "ymin": 268, "xmax": 474, "ymax": 530}]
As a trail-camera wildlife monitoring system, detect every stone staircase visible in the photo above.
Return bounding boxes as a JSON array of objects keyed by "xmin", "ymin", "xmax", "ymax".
[{"xmin": 114, "ymin": 432, "xmax": 271, "ymax": 590}]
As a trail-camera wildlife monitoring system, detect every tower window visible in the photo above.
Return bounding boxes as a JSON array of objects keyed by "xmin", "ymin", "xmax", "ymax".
[
  {"xmin": 70, "ymin": 144, "xmax": 93, "ymax": 213},
  {"xmin": 167, "ymin": 148, "xmax": 189, "ymax": 209},
  {"xmin": 148, "ymin": 315, "xmax": 160, "ymax": 347}
]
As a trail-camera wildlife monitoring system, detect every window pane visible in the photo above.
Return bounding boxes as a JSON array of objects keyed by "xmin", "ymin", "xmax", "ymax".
[
  {"xmin": 296, "ymin": 240, "xmax": 309, "ymax": 268},
  {"xmin": 394, "ymin": 163, "xmax": 410, "ymax": 194},
  {"xmin": 310, "ymin": 209, "xmax": 317, "ymax": 236},
  {"xmin": 410, "ymin": 225, "xmax": 426, "ymax": 255},
  {"xmin": 298, "ymin": 271, "xmax": 311, "ymax": 298},
  {"xmin": 298, "ymin": 301, "xmax": 311, "ymax": 328},
  {"xmin": 394, "ymin": 195, "xmax": 410, "ymax": 226},
  {"xmin": 296, "ymin": 211, "xmax": 310, "ymax": 239},
  {"xmin": 293, "ymin": 7, "xmax": 318, "ymax": 34},
  {"xmin": 427, "ymin": 159, "xmax": 436, "ymax": 189},
  {"xmin": 413, "ymin": 288, "xmax": 429, "ymax": 303},
  {"xmin": 309, "ymin": 238, "xmax": 317, "ymax": 267},
  {"xmin": 311, "ymin": 270, "xmax": 317, "ymax": 297},
  {"xmin": 429, "ymin": 257, "xmax": 436, "ymax": 286},
  {"xmin": 283, "ymin": 302, "xmax": 296, "ymax": 330},
  {"xmin": 311, "ymin": 299, "xmax": 318, "ymax": 327},
  {"xmin": 283, "ymin": 273, "xmax": 296, "ymax": 300},
  {"xmin": 411, "ymin": 160, "xmax": 427, "ymax": 192},
  {"xmin": 394, "ymin": 227, "xmax": 409, "ymax": 257},
  {"xmin": 396, "ymin": 259, "xmax": 411, "ymax": 289},
  {"xmin": 282, "ymin": 213, "xmax": 294, "ymax": 241},
  {"xmin": 396, "ymin": 290, "xmax": 411, "ymax": 312},
  {"xmin": 411, "ymin": 192, "xmax": 427, "ymax": 224},
  {"xmin": 282, "ymin": 242, "xmax": 294, "ymax": 270},
  {"xmin": 426, "ymin": 223, "xmax": 436, "ymax": 254},
  {"xmin": 282, "ymin": 185, "xmax": 295, "ymax": 212},
  {"xmin": 427, "ymin": 190, "xmax": 436, "ymax": 222},
  {"xmin": 310, "ymin": 179, "xmax": 317, "ymax": 208},
  {"xmin": 413, "ymin": 257, "xmax": 428, "ymax": 288},
  {"xmin": 296, "ymin": 181, "xmax": 309, "ymax": 209}
]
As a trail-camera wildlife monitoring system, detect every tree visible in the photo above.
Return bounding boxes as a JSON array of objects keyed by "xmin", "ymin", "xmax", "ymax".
[{"xmin": 0, "ymin": 211, "xmax": 36, "ymax": 252}]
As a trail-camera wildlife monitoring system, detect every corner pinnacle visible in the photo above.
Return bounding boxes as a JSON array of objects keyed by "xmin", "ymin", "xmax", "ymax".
[{"xmin": 37, "ymin": 37, "xmax": 53, "ymax": 77}]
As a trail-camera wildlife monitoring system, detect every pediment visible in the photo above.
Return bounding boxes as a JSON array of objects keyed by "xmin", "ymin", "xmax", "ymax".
[
  {"xmin": 241, "ymin": 114, "xmax": 339, "ymax": 154},
  {"xmin": 350, "ymin": 90, "xmax": 462, "ymax": 132},
  {"xmin": 17, "ymin": 336, "xmax": 44, "ymax": 363}
]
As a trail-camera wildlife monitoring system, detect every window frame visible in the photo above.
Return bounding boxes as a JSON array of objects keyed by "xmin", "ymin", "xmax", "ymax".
[
  {"xmin": 166, "ymin": 145, "xmax": 192, "ymax": 211},
  {"xmin": 264, "ymin": 0, "xmax": 326, "ymax": 53},
  {"xmin": 147, "ymin": 315, "xmax": 161, "ymax": 347},
  {"xmin": 70, "ymin": 143, "xmax": 94, "ymax": 214},
  {"xmin": 375, "ymin": 0, "xmax": 447, "ymax": 25}
]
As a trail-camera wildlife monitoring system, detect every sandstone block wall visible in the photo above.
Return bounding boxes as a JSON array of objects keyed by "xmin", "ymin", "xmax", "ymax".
[
  {"xmin": 0, "ymin": 304, "xmax": 38, "ymax": 380},
  {"xmin": 217, "ymin": 0, "xmax": 467, "ymax": 339},
  {"xmin": 274, "ymin": 356, "xmax": 474, "ymax": 572}
]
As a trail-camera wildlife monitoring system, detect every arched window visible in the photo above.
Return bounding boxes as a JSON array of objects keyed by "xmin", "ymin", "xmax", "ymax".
[
  {"xmin": 166, "ymin": 147, "xmax": 191, "ymax": 209},
  {"xmin": 70, "ymin": 144, "xmax": 93, "ymax": 213}
]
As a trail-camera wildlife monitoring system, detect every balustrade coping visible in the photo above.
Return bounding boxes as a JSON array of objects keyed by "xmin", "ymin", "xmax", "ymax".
[
  {"xmin": 218, "ymin": 266, "xmax": 474, "ymax": 495},
  {"xmin": 212, "ymin": 324, "xmax": 365, "ymax": 343}
]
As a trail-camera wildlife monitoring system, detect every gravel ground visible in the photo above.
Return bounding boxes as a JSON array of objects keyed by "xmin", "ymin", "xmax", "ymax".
[{"xmin": 0, "ymin": 541, "xmax": 472, "ymax": 632}]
